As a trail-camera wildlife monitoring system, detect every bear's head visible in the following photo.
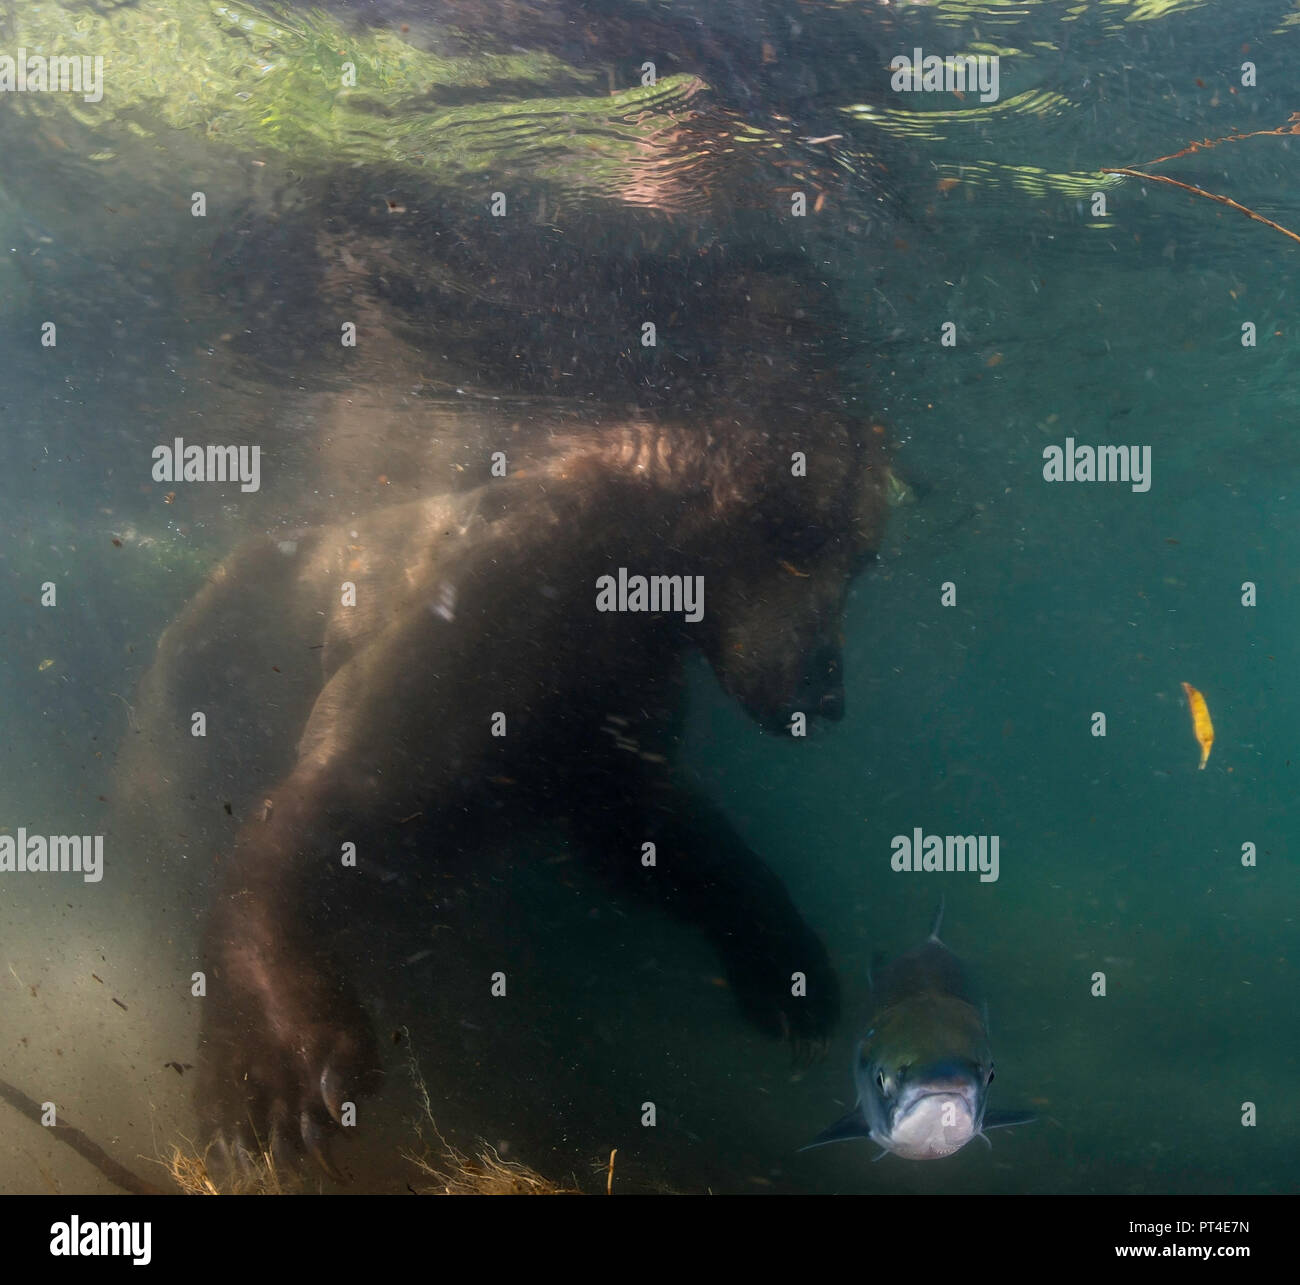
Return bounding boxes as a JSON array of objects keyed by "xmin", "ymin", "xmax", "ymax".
[
  {"xmin": 537, "ymin": 410, "xmax": 889, "ymax": 736},
  {"xmin": 689, "ymin": 416, "xmax": 890, "ymax": 735}
]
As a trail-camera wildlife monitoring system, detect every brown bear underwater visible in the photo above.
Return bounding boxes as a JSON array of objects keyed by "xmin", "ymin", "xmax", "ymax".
[{"xmin": 120, "ymin": 392, "xmax": 891, "ymax": 1176}]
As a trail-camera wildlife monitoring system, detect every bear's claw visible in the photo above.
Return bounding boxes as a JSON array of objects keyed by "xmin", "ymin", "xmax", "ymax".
[{"xmin": 197, "ymin": 932, "xmax": 382, "ymax": 1186}]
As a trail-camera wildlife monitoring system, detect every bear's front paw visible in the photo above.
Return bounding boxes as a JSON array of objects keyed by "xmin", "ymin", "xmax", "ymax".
[
  {"xmin": 724, "ymin": 920, "xmax": 840, "ymax": 1065},
  {"xmin": 196, "ymin": 934, "xmax": 382, "ymax": 1184}
]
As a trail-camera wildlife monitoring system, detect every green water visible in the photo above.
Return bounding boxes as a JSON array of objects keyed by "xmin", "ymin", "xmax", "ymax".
[{"xmin": 0, "ymin": 0, "xmax": 1295, "ymax": 1195}]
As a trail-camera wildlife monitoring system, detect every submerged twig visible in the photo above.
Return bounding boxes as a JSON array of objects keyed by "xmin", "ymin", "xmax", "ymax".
[
  {"xmin": 1100, "ymin": 168, "xmax": 1300, "ymax": 245},
  {"xmin": 0, "ymin": 1075, "xmax": 163, "ymax": 1195},
  {"xmin": 1103, "ymin": 111, "xmax": 1300, "ymax": 245}
]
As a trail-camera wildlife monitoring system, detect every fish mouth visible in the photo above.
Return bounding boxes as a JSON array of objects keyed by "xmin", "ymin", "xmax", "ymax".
[{"xmin": 886, "ymin": 1083, "xmax": 982, "ymax": 1160}]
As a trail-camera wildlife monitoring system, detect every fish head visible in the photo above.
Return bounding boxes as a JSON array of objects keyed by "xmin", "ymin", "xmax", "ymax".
[
  {"xmin": 868, "ymin": 1057, "xmax": 990, "ymax": 1158},
  {"xmin": 857, "ymin": 997, "xmax": 993, "ymax": 1160}
]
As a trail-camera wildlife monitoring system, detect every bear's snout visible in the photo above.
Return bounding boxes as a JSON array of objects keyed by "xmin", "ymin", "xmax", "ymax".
[
  {"xmin": 798, "ymin": 639, "xmax": 845, "ymax": 722},
  {"xmin": 726, "ymin": 633, "xmax": 849, "ymax": 734}
]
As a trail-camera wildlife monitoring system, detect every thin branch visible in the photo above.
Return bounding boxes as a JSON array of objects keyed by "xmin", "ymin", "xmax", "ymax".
[{"xmin": 1099, "ymin": 167, "xmax": 1300, "ymax": 245}]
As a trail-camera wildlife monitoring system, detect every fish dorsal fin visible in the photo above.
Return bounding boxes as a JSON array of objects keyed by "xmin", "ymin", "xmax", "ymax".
[{"xmin": 929, "ymin": 895, "xmax": 946, "ymax": 942}]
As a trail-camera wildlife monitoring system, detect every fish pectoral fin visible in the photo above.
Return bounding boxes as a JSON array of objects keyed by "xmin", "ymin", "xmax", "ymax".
[
  {"xmin": 799, "ymin": 1110, "xmax": 874, "ymax": 1152},
  {"xmin": 983, "ymin": 1109, "xmax": 1036, "ymax": 1131}
]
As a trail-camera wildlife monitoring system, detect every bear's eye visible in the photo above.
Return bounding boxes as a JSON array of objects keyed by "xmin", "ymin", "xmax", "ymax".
[{"xmin": 782, "ymin": 521, "xmax": 831, "ymax": 557}]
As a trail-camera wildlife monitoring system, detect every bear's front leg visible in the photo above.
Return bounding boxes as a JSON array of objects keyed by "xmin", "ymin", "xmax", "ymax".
[
  {"xmin": 190, "ymin": 548, "xmax": 548, "ymax": 1178},
  {"xmin": 197, "ymin": 768, "xmax": 383, "ymax": 1180},
  {"xmin": 572, "ymin": 786, "xmax": 840, "ymax": 1062}
]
